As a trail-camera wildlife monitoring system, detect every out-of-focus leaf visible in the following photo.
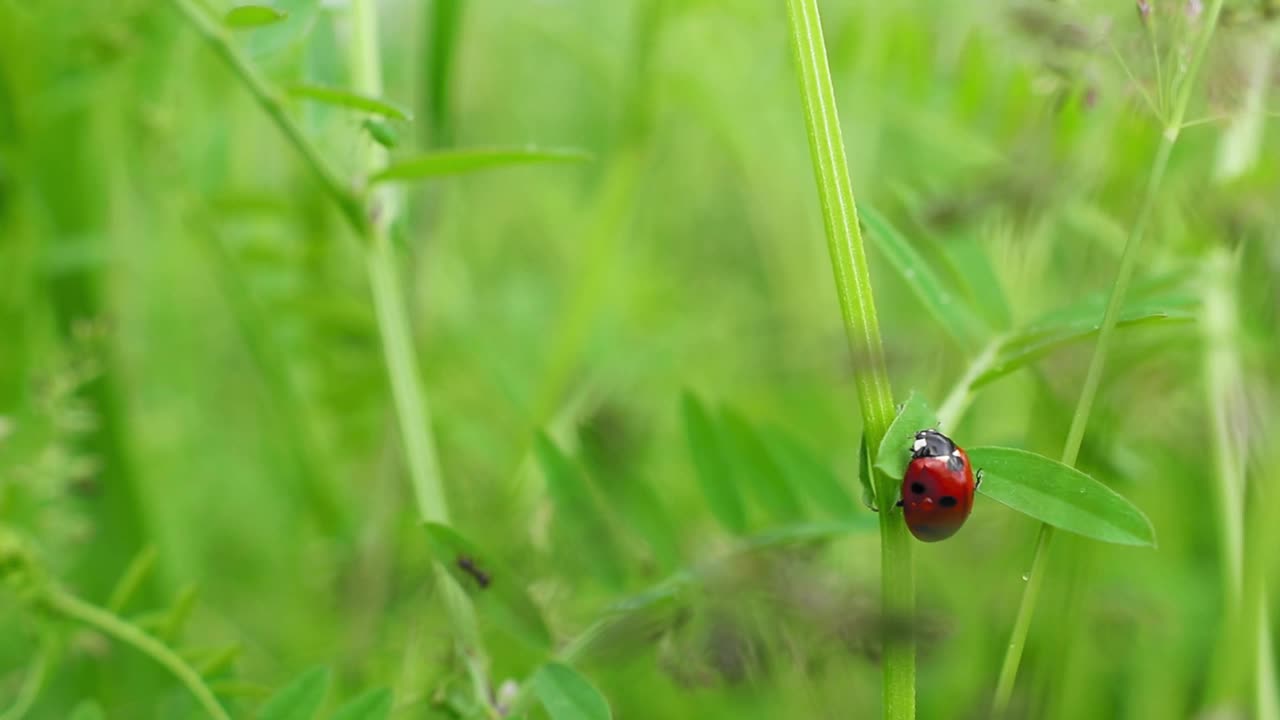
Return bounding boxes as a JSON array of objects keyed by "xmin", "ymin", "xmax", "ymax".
[
  {"xmin": 69, "ymin": 701, "xmax": 105, "ymax": 720},
  {"xmin": 761, "ymin": 427, "xmax": 858, "ymax": 518},
  {"xmin": 719, "ymin": 408, "xmax": 805, "ymax": 522},
  {"xmin": 681, "ymin": 393, "xmax": 747, "ymax": 533},
  {"xmin": 287, "ymin": 84, "xmax": 411, "ymax": 120},
  {"xmin": 874, "ymin": 392, "xmax": 939, "ymax": 482},
  {"xmin": 969, "ymin": 446, "xmax": 1156, "ymax": 547},
  {"xmin": 423, "ymin": 522, "xmax": 552, "ymax": 650},
  {"xmin": 224, "ymin": 5, "xmax": 288, "ymax": 28},
  {"xmin": 974, "ymin": 296, "xmax": 1196, "ymax": 387},
  {"xmin": 860, "ymin": 204, "xmax": 986, "ymax": 348},
  {"xmin": 330, "ymin": 688, "xmax": 392, "ymax": 720},
  {"xmin": 533, "ymin": 663, "xmax": 613, "ymax": 720},
  {"xmin": 259, "ymin": 666, "xmax": 329, "ymax": 720},
  {"xmin": 370, "ymin": 147, "xmax": 591, "ymax": 183},
  {"xmin": 535, "ymin": 435, "xmax": 626, "ymax": 587}
]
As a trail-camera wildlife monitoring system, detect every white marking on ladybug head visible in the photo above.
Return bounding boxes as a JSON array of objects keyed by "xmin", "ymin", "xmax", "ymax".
[
  {"xmin": 912, "ymin": 437, "xmax": 927, "ymax": 452},
  {"xmin": 952, "ymin": 449, "xmax": 962, "ymax": 457}
]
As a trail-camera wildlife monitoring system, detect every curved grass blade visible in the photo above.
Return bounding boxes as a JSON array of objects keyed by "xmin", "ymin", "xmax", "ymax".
[
  {"xmin": 681, "ymin": 393, "xmax": 747, "ymax": 533},
  {"xmin": 370, "ymin": 146, "xmax": 591, "ymax": 184},
  {"xmin": 969, "ymin": 446, "xmax": 1156, "ymax": 547},
  {"xmin": 423, "ymin": 522, "xmax": 553, "ymax": 650},
  {"xmin": 859, "ymin": 204, "xmax": 986, "ymax": 349},
  {"xmin": 533, "ymin": 663, "xmax": 613, "ymax": 720},
  {"xmin": 873, "ymin": 392, "xmax": 939, "ymax": 482},
  {"xmin": 259, "ymin": 666, "xmax": 329, "ymax": 720},
  {"xmin": 287, "ymin": 83, "xmax": 412, "ymax": 120},
  {"xmin": 224, "ymin": 5, "xmax": 288, "ymax": 28}
]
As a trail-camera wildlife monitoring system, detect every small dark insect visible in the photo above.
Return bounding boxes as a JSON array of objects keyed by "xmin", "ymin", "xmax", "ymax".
[{"xmin": 456, "ymin": 555, "xmax": 491, "ymax": 589}]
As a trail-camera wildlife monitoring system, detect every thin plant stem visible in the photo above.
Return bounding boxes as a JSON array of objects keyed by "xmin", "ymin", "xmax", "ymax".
[
  {"xmin": 783, "ymin": 0, "xmax": 908, "ymax": 716},
  {"xmin": 346, "ymin": 1, "xmax": 494, "ymax": 713},
  {"xmin": 992, "ymin": 1, "xmax": 1226, "ymax": 713},
  {"xmin": 170, "ymin": 0, "xmax": 489, "ymax": 709},
  {"xmin": 167, "ymin": 0, "xmax": 367, "ymax": 233},
  {"xmin": 43, "ymin": 587, "xmax": 231, "ymax": 720},
  {"xmin": 936, "ymin": 337, "xmax": 1002, "ymax": 430}
]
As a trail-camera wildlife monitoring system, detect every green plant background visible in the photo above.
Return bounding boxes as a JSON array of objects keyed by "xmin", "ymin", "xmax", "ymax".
[{"xmin": 1, "ymin": 0, "xmax": 1277, "ymax": 718}]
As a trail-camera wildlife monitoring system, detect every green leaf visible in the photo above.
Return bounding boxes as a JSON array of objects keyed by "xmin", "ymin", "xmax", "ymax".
[
  {"xmin": 224, "ymin": 5, "xmax": 288, "ymax": 28},
  {"xmin": 242, "ymin": 0, "xmax": 318, "ymax": 59},
  {"xmin": 422, "ymin": 522, "xmax": 552, "ymax": 650},
  {"xmin": 681, "ymin": 393, "xmax": 747, "ymax": 533},
  {"xmin": 287, "ymin": 84, "xmax": 412, "ymax": 120},
  {"xmin": 874, "ymin": 392, "xmax": 939, "ymax": 481},
  {"xmin": 259, "ymin": 666, "xmax": 330, "ymax": 720},
  {"xmin": 859, "ymin": 204, "xmax": 986, "ymax": 349},
  {"xmin": 719, "ymin": 408, "xmax": 805, "ymax": 522},
  {"xmin": 69, "ymin": 701, "xmax": 105, "ymax": 720},
  {"xmin": 974, "ymin": 305, "xmax": 1195, "ymax": 388},
  {"xmin": 533, "ymin": 663, "xmax": 613, "ymax": 720},
  {"xmin": 761, "ymin": 427, "xmax": 857, "ymax": 518},
  {"xmin": 858, "ymin": 431, "xmax": 876, "ymax": 511},
  {"xmin": 362, "ymin": 119, "xmax": 399, "ymax": 149},
  {"xmin": 535, "ymin": 434, "xmax": 626, "ymax": 587},
  {"xmin": 969, "ymin": 446, "xmax": 1156, "ymax": 547},
  {"xmin": 370, "ymin": 147, "xmax": 591, "ymax": 184},
  {"xmin": 330, "ymin": 688, "xmax": 392, "ymax": 720}
]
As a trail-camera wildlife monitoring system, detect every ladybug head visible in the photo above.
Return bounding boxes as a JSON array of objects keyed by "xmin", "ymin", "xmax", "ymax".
[{"xmin": 911, "ymin": 428, "xmax": 956, "ymax": 459}]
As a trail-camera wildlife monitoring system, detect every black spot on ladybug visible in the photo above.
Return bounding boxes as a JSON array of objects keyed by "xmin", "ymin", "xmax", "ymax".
[
  {"xmin": 939, "ymin": 496, "xmax": 958, "ymax": 508},
  {"xmin": 456, "ymin": 555, "xmax": 491, "ymax": 589},
  {"xmin": 910, "ymin": 482, "xmax": 926, "ymax": 494}
]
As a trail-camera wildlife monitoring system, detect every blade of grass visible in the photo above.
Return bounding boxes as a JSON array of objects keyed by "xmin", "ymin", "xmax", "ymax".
[
  {"xmin": 370, "ymin": 147, "xmax": 591, "ymax": 184},
  {"xmin": 783, "ymin": 0, "xmax": 909, "ymax": 716},
  {"xmin": 992, "ymin": 0, "xmax": 1227, "ymax": 712}
]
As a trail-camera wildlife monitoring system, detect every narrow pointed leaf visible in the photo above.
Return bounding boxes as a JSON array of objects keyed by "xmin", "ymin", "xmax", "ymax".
[
  {"xmin": 858, "ymin": 430, "xmax": 876, "ymax": 511},
  {"xmin": 535, "ymin": 435, "xmax": 626, "ymax": 587},
  {"xmin": 287, "ymin": 84, "xmax": 411, "ymax": 120},
  {"xmin": 330, "ymin": 688, "xmax": 392, "ymax": 720},
  {"xmin": 762, "ymin": 427, "xmax": 857, "ymax": 517},
  {"xmin": 681, "ymin": 393, "xmax": 747, "ymax": 533},
  {"xmin": 533, "ymin": 663, "xmax": 613, "ymax": 720},
  {"xmin": 259, "ymin": 666, "xmax": 329, "ymax": 720},
  {"xmin": 859, "ymin": 204, "xmax": 986, "ymax": 348},
  {"xmin": 371, "ymin": 147, "xmax": 591, "ymax": 184},
  {"xmin": 224, "ymin": 5, "xmax": 288, "ymax": 28},
  {"xmin": 423, "ymin": 522, "xmax": 552, "ymax": 650},
  {"xmin": 874, "ymin": 392, "xmax": 939, "ymax": 481},
  {"xmin": 719, "ymin": 408, "xmax": 805, "ymax": 522},
  {"xmin": 969, "ymin": 446, "xmax": 1156, "ymax": 547}
]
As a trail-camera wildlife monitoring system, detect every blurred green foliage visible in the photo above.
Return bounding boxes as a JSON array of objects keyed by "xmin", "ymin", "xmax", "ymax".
[{"xmin": 1, "ymin": 0, "xmax": 1279, "ymax": 718}]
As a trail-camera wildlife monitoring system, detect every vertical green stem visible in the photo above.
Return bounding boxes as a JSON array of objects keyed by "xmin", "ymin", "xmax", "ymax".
[
  {"xmin": 783, "ymin": 0, "xmax": 908, "ymax": 716},
  {"xmin": 992, "ymin": 1, "xmax": 1226, "ymax": 713}
]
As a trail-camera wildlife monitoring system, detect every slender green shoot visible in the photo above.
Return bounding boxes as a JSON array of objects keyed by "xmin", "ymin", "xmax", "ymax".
[
  {"xmin": 992, "ymin": 1, "xmax": 1227, "ymax": 712},
  {"xmin": 44, "ymin": 588, "xmax": 231, "ymax": 720},
  {"xmin": 784, "ymin": 0, "xmax": 908, "ymax": 716}
]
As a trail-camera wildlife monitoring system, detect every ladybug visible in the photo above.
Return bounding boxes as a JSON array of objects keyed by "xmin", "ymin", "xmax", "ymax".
[{"xmin": 896, "ymin": 429, "xmax": 980, "ymax": 542}]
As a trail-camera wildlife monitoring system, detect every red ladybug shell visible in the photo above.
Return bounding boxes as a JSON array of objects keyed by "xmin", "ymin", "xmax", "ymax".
[{"xmin": 900, "ymin": 429, "xmax": 975, "ymax": 542}]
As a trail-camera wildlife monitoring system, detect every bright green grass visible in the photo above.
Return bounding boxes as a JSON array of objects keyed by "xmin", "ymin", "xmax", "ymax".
[{"xmin": 1, "ymin": 0, "xmax": 1278, "ymax": 718}]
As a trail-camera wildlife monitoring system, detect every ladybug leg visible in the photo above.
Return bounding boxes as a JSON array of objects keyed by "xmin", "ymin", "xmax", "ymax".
[
  {"xmin": 975, "ymin": 468, "xmax": 984, "ymax": 489},
  {"xmin": 895, "ymin": 498, "xmax": 903, "ymax": 507}
]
